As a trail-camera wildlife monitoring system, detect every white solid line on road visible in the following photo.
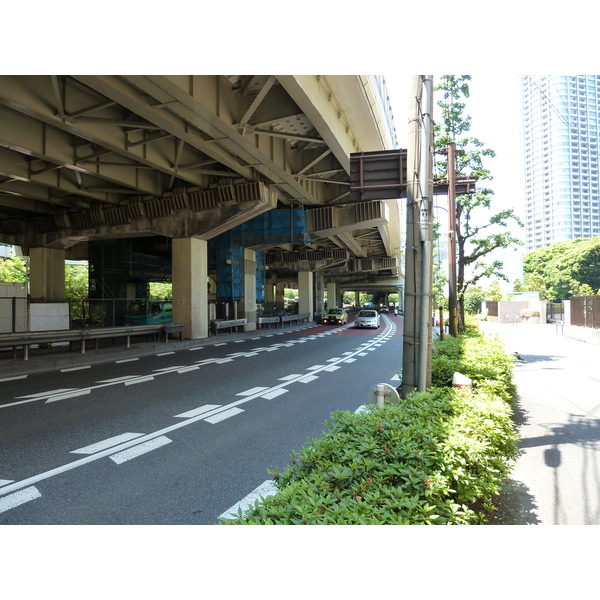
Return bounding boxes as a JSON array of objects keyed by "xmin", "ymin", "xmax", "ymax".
[
  {"xmin": 0, "ymin": 486, "xmax": 42, "ymax": 514},
  {"xmin": 116, "ymin": 357, "xmax": 139, "ymax": 363},
  {"xmin": 110, "ymin": 436, "xmax": 172, "ymax": 464},
  {"xmin": 219, "ymin": 480, "xmax": 278, "ymax": 521},
  {"xmin": 174, "ymin": 404, "xmax": 222, "ymax": 419},
  {"xmin": 156, "ymin": 351, "xmax": 175, "ymax": 356},
  {"xmin": 0, "ymin": 479, "xmax": 14, "ymax": 487},
  {"xmin": 46, "ymin": 389, "xmax": 91, "ymax": 403},
  {"xmin": 0, "ymin": 374, "xmax": 27, "ymax": 383},
  {"xmin": 261, "ymin": 389, "xmax": 288, "ymax": 400},
  {"xmin": 204, "ymin": 407, "xmax": 244, "ymax": 424},
  {"xmin": 60, "ymin": 365, "xmax": 91, "ymax": 372},
  {"xmin": 71, "ymin": 432, "xmax": 146, "ymax": 455}
]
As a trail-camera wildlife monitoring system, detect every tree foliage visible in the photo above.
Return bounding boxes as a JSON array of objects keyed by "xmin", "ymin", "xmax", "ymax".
[
  {"xmin": 434, "ymin": 75, "xmax": 523, "ymax": 331},
  {"xmin": 523, "ymin": 236, "xmax": 600, "ymax": 300}
]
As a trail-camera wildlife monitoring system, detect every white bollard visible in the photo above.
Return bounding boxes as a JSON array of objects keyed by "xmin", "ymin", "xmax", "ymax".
[{"xmin": 452, "ymin": 372, "xmax": 472, "ymax": 389}]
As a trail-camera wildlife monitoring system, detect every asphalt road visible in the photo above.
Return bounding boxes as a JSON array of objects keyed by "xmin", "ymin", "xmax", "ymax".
[{"xmin": 0, "ymin": 314, "xmax": 403, "ymax": 524}]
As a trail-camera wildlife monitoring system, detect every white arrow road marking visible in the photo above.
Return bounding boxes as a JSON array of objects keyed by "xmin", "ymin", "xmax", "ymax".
[
  {"xmin": 109, "ymin": 436, "xmax": 172, "ymax": 464},
  {"xmin": 71, "ymin": 433, "xmax": 146, "ymax": 455},
  {"xmin": 0, "ymin": 486, "xmax": 42, "ymax": 514},
  {"xmin": 204, "ymin": 408, "xmax": 244, "ymax": 424},
  {"xmin": 219, "ymin": 480, "xmax": 278, "ymax": 521}
]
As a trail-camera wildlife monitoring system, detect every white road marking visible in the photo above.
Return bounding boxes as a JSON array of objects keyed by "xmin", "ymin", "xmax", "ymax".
[
  {"xmin": 237, "ymin": 387, "xmax": 270, "ymax": 396},
  {"xmin": 204, "ymin": 407, "xmax": 245, "ymax": 424},
  {"xmin": 174, "ymin": 405, "xmax": 222, "ymax": 419},
  {"xmin": 16, "ymin": 388, "xmax": 75, "ymax": 399},
  {"xmin": 116, "ymin": 357, "xmax": 139, "ymax": 363},
  {"xmin": 125, "ymin": 376, "xmax": 155, "ymax": 385},
  {"xmin": 109, "ymin": 436, "xmax": 172, "ymax": 464},
  {"xmin": 176, "ymin": 366, "xmax": 199, "ymax": 373},
  {"xmin": 278, "ymin": 374, "xmax": 303, "ymax": 381},
  {"xmin": 0, "ymin": 486, "xmax": 42, "ymax": 514},
  {"xmin": 97, "ymin": 375, "xmax": 142, "ymax": 383},
  {"xmin": 391, "ymin": 374, "xmax": 401, "ymax": 381},
  {"xmin": 326, "ymin": 357, "xmax": 341, "ymax": 362},
  {"xmin": 0, "ymin": 374, "xmax": 27, "ymax": 383},
  {"xmin": 324, "ymin": 366, "xmax": 341, "ymax": 372},
  {"xmin": 261, "ymin": 389, "xmax": 288, "ymax": 399},
  {"xmin": 71, "ymin": 433, "xmax": 146, "ymax": 455},
  {"xmin": 60, "ymin": 365, "xmax": 91, "ymax": 373},
  {"xmin": 298, "ymin": 375, "xmax": 319, "ymax": 383},
  {"xmin": 219, "ymin": 480, "xmax": 278, "ymax": 521},
  {"xmin": 156, "ymin": 352, "xmax": 175, "ymax": 356},
  {"xmin": 0, "ymin": 479, "xmax": 14, "ymax": 487},
  {"xmin": 306, "ymin": 365, "xmax": 325, "ymax": 371},
  {"xmin": 343, "ymin": 358, "xmax": 357, "ymax": 363},
  {"xmin": 46, "ymin": 389, "xmax": 91, "ymax": 403},
  {"xmin": 214, "ymin": 343, "xmax": 227, "ymax": 347}
]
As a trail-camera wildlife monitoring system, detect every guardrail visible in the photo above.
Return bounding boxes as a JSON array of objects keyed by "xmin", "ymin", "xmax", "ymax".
[
  {"xmin": 0, "ymin": 323, "xmax": 185, "ymax": 360},
  {"xmin": 257, "ymin": 313, "xmax": 311, "ymax": 329},
  {"xmin": 210, "ymin": 318, "xmax": 247, "ymax": 335}
]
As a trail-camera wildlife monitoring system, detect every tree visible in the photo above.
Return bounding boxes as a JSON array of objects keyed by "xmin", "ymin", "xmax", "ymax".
[
  {"xmin": 524, "ymin": 236, "xmax": 600, "ymax": 300},
  {"xmin": 485, "ymin": 280, "xmax": 503, "ymax": 301},
  {"xmin": 434, "ymin": 75, "xmax": 523, "ymax": 332},
  {"xmin": 463, "ymin": 285, "xmax": 485, "ymax": 315},
  {"xmin": 0, "ymin": 256, "xmax": 27, "ymax": 283}
]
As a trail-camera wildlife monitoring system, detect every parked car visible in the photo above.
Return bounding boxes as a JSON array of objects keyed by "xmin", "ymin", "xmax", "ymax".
[
  {"xmin": 354, "ymin": 309, "xmax": 381, "ymax": 328},
  {"xmin": 322, "ymin": 308, "xmax": 348, "ymax": 325},
  {"xmin": 125, "ymin": 300, "xmax": 173, "ymax": 325}
]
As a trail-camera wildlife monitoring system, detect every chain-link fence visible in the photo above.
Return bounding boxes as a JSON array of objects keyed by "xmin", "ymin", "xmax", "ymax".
[{"xmin": 0, "ymin": 297, "xmax": 164, "ymax": 332}]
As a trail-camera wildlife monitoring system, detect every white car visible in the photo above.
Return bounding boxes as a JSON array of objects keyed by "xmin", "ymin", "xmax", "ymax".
[{"xmin": 354, "ymin": 309, "xmax": 381, "ymax": 328}]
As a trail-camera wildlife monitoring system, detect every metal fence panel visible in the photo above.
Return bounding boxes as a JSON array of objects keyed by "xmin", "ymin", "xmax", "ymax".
[{"xmin": 571, "ymin": 296, "xmax": 600, "ymax": 329}]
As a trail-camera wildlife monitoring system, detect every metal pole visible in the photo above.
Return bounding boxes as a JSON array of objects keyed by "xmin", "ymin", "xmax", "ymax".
[
  {"xmin": 417, "ymin": 75, "xmax": 434, "ymax": 393},
  {"xmin": 447, "ymin": 141, "xmax": 458, "ymax": 337}
]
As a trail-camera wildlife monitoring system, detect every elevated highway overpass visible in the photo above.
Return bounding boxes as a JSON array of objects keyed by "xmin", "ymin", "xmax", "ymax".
[{"xmin": 0, "ymin": 75, "xmax": 404, "ymax": 337}]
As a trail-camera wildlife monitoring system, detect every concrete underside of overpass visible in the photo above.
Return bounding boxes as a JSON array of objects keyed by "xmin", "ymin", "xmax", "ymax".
[{"xmin": 0, "ymin": 75, "xmax": 404, "ymax": 335}]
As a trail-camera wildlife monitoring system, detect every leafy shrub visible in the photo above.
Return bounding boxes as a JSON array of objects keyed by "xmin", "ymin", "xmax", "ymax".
[{"xmin": 221, "ymin": 326, "xmax": 518, "ymax": 525}]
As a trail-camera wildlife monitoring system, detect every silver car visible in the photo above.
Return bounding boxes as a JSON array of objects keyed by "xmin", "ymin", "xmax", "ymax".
[{"xmin": 354, "ymin": 309, "xmax": 381, "ymax": 328}]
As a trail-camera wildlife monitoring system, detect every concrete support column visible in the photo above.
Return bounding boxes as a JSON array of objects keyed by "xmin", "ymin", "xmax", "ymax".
[
  {"xmin": 314, "ymin": 272, "xmax": 324, "ymax": 320},
  {"xmin": 172, "ymin": 238, "xmax": 208, "ymax": 340},
  {"xmin": 326, "ymin": 282, "xmax": 338, "ymax": 309},
  {"xmin": 275, "ymin": 282, "xmax": 285, "ymax": 311},
  {"xmin": 355, "ymin": 291, "xmax": 361, "ymax": 309},
  {"xmin": 242, "ymin": 248, "xmax": 257, "ymax": 332},
  {"xmin": 29, "ymin": 247, "xmax": 66, "ymax": 299},
  {"xmin": 298, "ymin": 271, "xmax": 314, "ymax": 320},
  {"xmin": 265, "ymin": 282, "xmax": 274, "ymax": 304}
]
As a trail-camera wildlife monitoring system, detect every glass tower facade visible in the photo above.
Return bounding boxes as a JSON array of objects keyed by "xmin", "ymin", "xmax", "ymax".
[{"xmin": 521, "ymin": 75, "xmax": 600, "ymax": 252}]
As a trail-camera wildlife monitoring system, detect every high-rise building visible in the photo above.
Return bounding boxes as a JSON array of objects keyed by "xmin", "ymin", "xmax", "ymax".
[{"xmin": 521, "ymin": 75, "xmax": 600, "ymax": 252}]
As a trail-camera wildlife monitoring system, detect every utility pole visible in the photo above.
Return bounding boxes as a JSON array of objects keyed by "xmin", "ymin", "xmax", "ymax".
[
  {"xmin": 447, "ymin": 141, "xmax": 458, "ymax": 337},
  {"xmin": 401, "ymin": 75, "xmax": 434, "ymax": 397}
]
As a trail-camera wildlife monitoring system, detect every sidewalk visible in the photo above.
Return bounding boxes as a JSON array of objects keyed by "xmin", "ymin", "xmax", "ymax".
[{"xmin": 480, "ymin": 321, "xmax": 600, "ymax": 525}]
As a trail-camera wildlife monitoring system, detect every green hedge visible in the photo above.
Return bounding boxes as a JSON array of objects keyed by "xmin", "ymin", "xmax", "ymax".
[{"xmin": 221, "ymin": 325, "xmax": 518, "ymax": 525}]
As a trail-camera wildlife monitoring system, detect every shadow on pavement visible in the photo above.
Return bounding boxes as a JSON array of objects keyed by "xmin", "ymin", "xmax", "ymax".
[{"xmin": 486, "ymin": 478, "xmax": 542, "ymax": 525}]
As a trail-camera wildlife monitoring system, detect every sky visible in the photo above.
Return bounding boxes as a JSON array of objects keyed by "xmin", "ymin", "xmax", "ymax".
[{"xmin": 384, "ymin": 74, "xmax": 526, "ymax": 289}]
